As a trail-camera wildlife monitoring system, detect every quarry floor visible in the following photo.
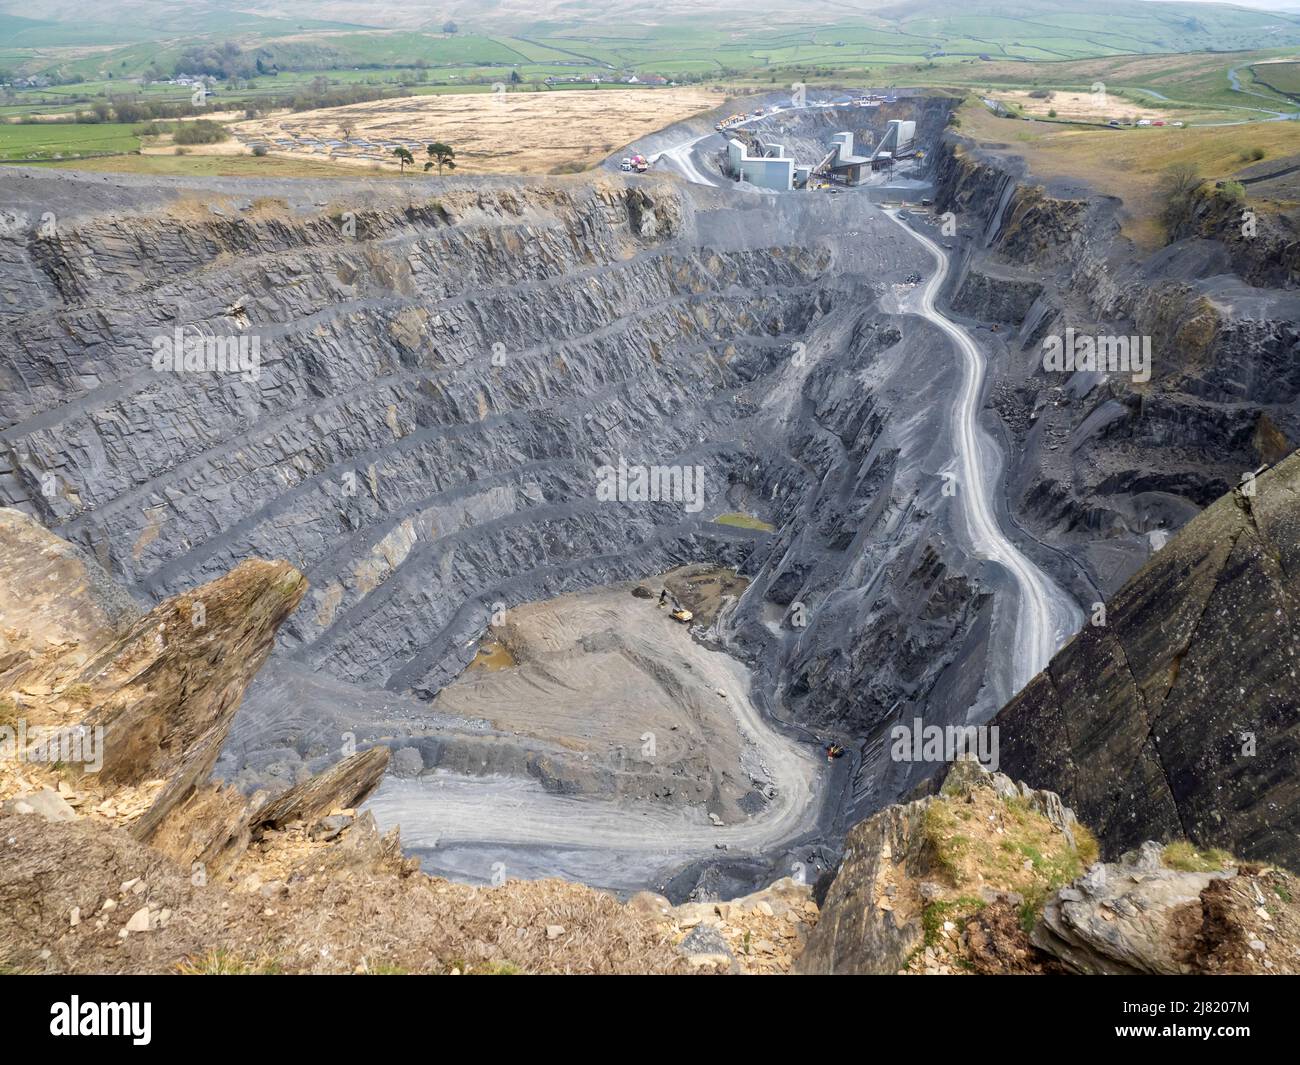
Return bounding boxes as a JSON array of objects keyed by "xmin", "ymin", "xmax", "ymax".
[{"xmin": 364, "ymin": 575, "xmax": 825, "ymax": 892}]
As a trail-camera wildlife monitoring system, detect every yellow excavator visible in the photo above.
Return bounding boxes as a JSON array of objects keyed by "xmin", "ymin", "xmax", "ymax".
[{"xmin": 658, "ymin": 588, "xmax": 694, "ymax": 623}]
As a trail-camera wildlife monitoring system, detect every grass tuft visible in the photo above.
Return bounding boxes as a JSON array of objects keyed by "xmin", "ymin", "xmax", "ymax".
[{"xmin": 1162, "ymin": 841, "xmax": 1236, "ymax": 873}]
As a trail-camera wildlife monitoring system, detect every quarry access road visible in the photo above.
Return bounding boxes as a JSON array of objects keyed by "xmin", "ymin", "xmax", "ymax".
[
  {"xmin": 885, "ymin": 210, "xmax": 1082, "ymax": 689},
  {"xmin": 654, "ymin": 129, "xmax": 1079, "ymax": 690},
  {"xmin": 655, "ymin": 133, "xmax": 722, "ymax": 186}
]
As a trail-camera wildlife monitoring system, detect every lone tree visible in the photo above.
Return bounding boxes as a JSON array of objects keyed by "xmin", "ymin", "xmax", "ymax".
[
  {"xmin": 443, "ymin": 20, "xmax": 458, "ymax": 34},
  {"xmin": 393, "ymin": 146, "xmax": 414, "ymax": 173},
  {"xmin": 424, "ymin": 142, "xmax": 456, "ymax": 175}
]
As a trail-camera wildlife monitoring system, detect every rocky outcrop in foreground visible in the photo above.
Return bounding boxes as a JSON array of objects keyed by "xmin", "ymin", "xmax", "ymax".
[
  {"xmin": 5, "ymin": 507, "xmax": 1294, "ymax": 975},
  {"xmin": 995, "ymin": 451, "xmax": 1300, "ymax": 868},
  {"xmin": 797, "ymin": 758, "xmax": 1299, "ymax": 975},
  {"xmin": 632, "ymin": 876, "xmax": 819, "ymax": 975},
  {"xmin": 0, "ymin": 509, "xmax": 714, "ymax": 974},
  {"xmin": 1034, "ymin": 841, "xmax": 1300, "ymax": 974},
  {"xmin": 796, "ymin": 757, "xmax": 1096, "ymax": 974}
]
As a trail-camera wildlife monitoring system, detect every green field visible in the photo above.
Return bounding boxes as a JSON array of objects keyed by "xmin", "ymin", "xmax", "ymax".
[
  {"xmin": 5, "ymin": 0, "xmax": 1300, "ymax": 85},
  {"xmin": 713, "ymin": 512, "xmax": 775, "ymax": 533},
  {"xmin": 1253, "ymin": 62, "xmax": 1300, "ymax": 100},
  {"xmin": 0, "ymin": 122, "xmax": 139, "ymax": 160}
]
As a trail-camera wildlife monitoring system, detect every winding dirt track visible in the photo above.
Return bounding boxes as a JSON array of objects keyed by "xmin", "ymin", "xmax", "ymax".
[
  {"xmin": 657, "ymin": 118, "xmax": 1079, "ymax": 690},
  {"xmin": 885, "ymin": 210, "xmax": 1082, "ymax": 688}
]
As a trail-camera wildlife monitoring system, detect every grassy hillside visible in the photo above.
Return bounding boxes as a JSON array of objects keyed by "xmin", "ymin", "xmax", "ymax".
[
  {"xmin": 956, "ymin": 98, "xmax": 1300, "ymax": 246},
  {"xmin": 1253, "ymin": 60, "xmax": 1300, "ymax": 98}
]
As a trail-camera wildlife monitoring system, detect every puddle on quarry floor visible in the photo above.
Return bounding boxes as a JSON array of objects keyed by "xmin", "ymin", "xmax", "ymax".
[{"xmin": 466, "ymin": 638, "xmax": 516, "ymax": 672}]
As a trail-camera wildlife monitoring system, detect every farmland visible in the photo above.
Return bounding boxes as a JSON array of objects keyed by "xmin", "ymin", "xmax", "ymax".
[
  {"xmin": 1253, "ymin": 60, "xmax": 1300, "ymax": 100},
  {"xmin": 3, "ymin": 0, "xmax": 1300, "ymax": 180},
  {"xmin": 0, "ymin": 121, "xmax": 138, "ymax": 161},
  {"xmin": 231, "ymin": 87, "xmax": 720, "ymax": 174},
  {"xmin": 5, "ymin": 1, "xmax": 1300, "ymax": 86}
]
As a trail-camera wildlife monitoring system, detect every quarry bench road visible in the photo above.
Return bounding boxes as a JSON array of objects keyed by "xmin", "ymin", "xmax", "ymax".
[
  {"xmin": 655, "ymin": 129, "xmax": 1080, "ymax": 690},
  {"xmin": 884, "ymin": 209, "xmax": 1082, "ymax": 688}
]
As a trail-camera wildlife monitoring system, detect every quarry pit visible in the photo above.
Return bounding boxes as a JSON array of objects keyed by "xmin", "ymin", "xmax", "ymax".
[{"xmin": 1, "ymin": 92, "xmax": 1154, "ymax": 900}]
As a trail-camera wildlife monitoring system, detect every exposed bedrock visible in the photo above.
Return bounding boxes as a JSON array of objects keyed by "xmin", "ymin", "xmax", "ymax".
[
  {"xmin": 995, "ymin": 451, "xmax": 1300, "ymax": 869},
  {"xmin": 4, "ymin": 92, "xmax": 1297, "ymax": 891},
  {"xmin": 932, "ymin": 135, "xmax": 1300, "ymax": 598},
  {"xmin": 1164, "ymin": 177, "xmax": 1300, "ymax": 290}
]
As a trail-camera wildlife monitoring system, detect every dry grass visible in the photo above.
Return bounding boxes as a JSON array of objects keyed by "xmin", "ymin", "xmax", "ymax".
[
  {"xmin": 45, "ymin": 153, "xmax": 405, "ymax": 179},
  {"xmin": 176, "ymin": 949, "xmax": 285, "ymax": 975},
  {"xmin": 959, "ymin": 101, "xmax": 1300, "ymax": 248},
  {"xmin": 921, "ymin": 785, "xmax": 1098, "ymax": 934},
  {"xmin": 991, "ymin": 90, "xmax": 1170, "ymax": 123},
  {"xmin": 1163, "ymin": 841, "xmax": 1237, "ymax": 873},
  {"xmin": 231, "ymin": 88, "xmax": 719, "ymax": 175}
]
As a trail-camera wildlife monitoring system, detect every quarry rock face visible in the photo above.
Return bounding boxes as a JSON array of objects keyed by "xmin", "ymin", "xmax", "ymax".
[
  {"xmin": 1166, "ymin": 176, "xmax": 1300, "ymax": 290},
  {"xmin": 3, "ymin": 89, "xmax": 1299, "ymax": 908},
  {"xmin": 0, "ymin": 164, "xmax": 1009, "ymax": 853},
  {"xmin": 995, "ymin": 451, "xmax": 1300, "ymax": 869},
  {"xmin": 933, "ymin": 135, "xmax": 1300, "ymax": 600}
]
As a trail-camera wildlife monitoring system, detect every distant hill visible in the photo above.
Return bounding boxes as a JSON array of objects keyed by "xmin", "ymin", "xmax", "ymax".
[{"xmin": 5, "ymin": 0, "xmax": 1300, "ymax": 57}]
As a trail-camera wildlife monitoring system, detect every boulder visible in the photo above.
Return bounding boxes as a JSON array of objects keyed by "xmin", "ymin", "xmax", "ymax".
[
  {"xmin": 1032, "ymin": 843, "xmax": 1233, "ymax": 974},
  {"xmin": 626, "ymin": 891, "xmax": 672, "ymax": 919},
  {"xmin": 2, "ymin": 787, "xmax": 78, "ymax": 823},
  {"xmin": 252, "ymin": 747, "xmax": 390, "ymax": 832},
  {"xmin": 389, "ymin": 746, "xmax": 424, "ymax": 779},
  {"xmin": 677, "ymin": 924, "xmax": 735, "ymax": 970}
]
